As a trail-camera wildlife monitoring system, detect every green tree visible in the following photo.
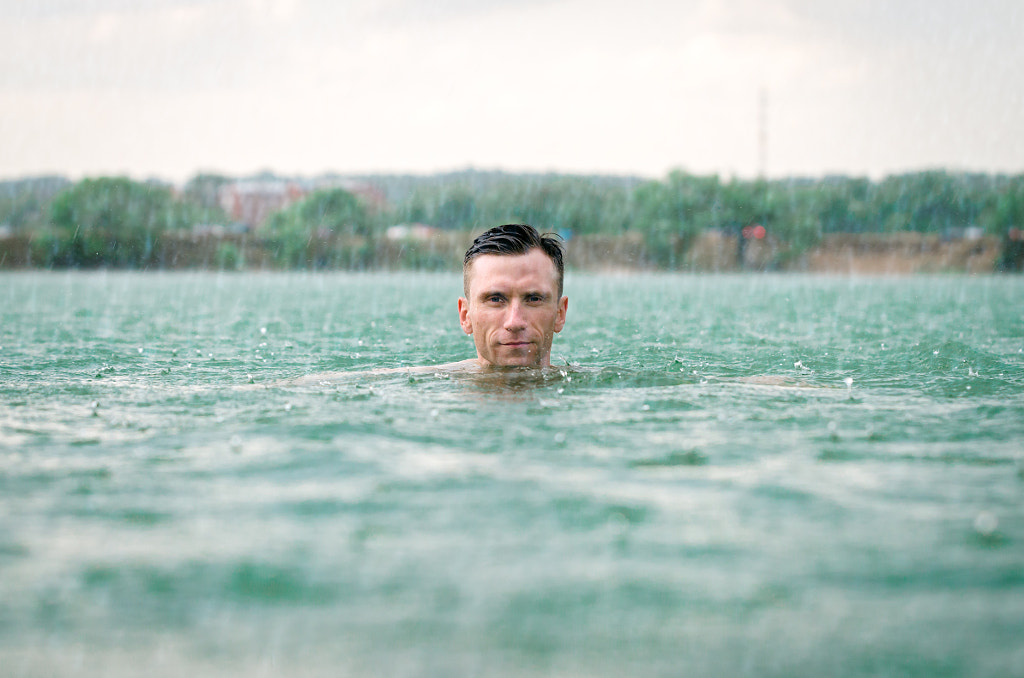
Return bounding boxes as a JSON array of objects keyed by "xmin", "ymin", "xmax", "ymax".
[
  {"xmin": 181, "ymin": 173, "xmax": 232, "ymax": 213},
  {"xmin": 262, "ymin": 188, "xmax": 373, "ymax": 268},
  {"xmin": 47, "ymin": 177, "xmax": 198, "ymax": 267}
]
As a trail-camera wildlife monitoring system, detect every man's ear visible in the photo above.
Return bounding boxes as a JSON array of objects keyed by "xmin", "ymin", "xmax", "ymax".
[
  {"xmin": 458, "ymin": 297, "xmax": 473, "ymax": 335},
  {"xmin": 554, "ymin": 295, "xmax": 568, "ymax": 333}
]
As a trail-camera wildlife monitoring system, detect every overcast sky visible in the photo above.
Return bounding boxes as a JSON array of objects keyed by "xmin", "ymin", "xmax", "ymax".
[{"xmin": 2, "ymin": 0, "xmax": 1022, "ymax": 183}]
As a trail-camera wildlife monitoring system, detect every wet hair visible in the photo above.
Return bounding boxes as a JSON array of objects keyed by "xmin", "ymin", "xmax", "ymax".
[{"xmin": 463, "ymin": 224, "xmax": 565, "ymax": 297}]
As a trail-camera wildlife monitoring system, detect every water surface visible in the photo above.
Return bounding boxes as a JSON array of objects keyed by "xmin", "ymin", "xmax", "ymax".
[{"xmin": 2, "ymin": 271, "xmax": 1023, "ymax": 677}]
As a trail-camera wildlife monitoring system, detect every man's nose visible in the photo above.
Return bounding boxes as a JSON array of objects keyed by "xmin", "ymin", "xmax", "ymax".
[{"xmin": 504, "ymin": 301, "xmax": 527, "ymax": 331}]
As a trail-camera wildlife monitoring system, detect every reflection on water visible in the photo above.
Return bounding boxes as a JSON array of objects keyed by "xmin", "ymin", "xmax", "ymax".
[{"xmin": 1, "ymin": 271, "xmax": 1023, "ymax": 677}]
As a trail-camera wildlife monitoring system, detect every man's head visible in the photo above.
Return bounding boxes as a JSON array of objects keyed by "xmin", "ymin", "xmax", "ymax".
[
  {"xmin": 462, "ymin": 224, "xmax": 565, "ymax": 298},
  {"xmin": 458, "ymin": 224, "xmax": 568, "ymax": 367}
]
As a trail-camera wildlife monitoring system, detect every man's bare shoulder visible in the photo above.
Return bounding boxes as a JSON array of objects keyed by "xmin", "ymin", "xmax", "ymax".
[
  {"xmin": 277, "ymin": 359, "xmax": 482, "ymax": 386},
  {"xmin": 368, "ymin": 359, "xmax": 482, "ymax": 375}
]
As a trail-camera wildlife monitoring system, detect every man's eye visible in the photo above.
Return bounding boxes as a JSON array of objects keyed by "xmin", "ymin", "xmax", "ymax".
[{"xmin": 487, "ymin": 295, "xmax": 503, "ymax": 303}]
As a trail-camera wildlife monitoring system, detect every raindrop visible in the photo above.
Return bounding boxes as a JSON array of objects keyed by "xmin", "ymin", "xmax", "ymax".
[
  {"xmin": 430, "ymin": 408, "xmax": 439, "ymax": 418},
  {"xmin": 641, "ymin": 404, "xmax": 650, "ymax": 411},
  {"xmin": 554, "ymin": 432, "xmax": 566, "ymax": 444},
  {"xmin": 284, "ymin": 402, "xmax": 292, "ymax": 412},
  {"xmin": 260, "ymin": 327, "xmax": 267, "ymax": 335},
  {"xmin": 973, "ymin": 511, "xmax": 998, "ymax": 537},
  {"xmin": 137, "ymin": 347, "xmax": 144, "ymax": 354}
]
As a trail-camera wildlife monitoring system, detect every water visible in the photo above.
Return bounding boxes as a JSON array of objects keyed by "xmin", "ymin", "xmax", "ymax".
[{"xmin": 2, "ymin": 271, "xmax": 1023, "ymax": 677}]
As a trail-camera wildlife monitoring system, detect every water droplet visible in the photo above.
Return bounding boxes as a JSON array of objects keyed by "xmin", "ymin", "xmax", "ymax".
[
  {"xmin": 230, "ymin": 435, "xmax": 243, "ymax": 453},
  {"xmin": 284, "ymin": 402, "xmax": 292, "ymax": 412},
  {"xmin": 641, "ymin": 404, "xmax": 650, "ymax": 411},
  {"xmin": 844, "ymin": 377, "xmax": 853, "ymax": 387},
  {"xmin": 933, "ymin": 350, "xmax": 939, "ymax": 356},
  {"xmin": 554, "ymin": 432, "xmax": 566, "ymax": 444},
  {"xmin": 137, "ymin": 347, "xmax": 144, "ymax": 354},
  {"xmin": 260, "ymin": 327, "xmax": 267, "ymax": 335},
  {"xmin": 973, "ymin": 511, "xmax": 998, "ymax": 537},
  {"xmin": 430, "ymin": 408, "xmax": 439, "ymax": 418}
]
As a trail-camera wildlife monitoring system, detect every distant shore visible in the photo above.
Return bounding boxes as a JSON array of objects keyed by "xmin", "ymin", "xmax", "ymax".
[
  {"xmin": 0, "ymin": 230, "xmax": 1013, "ymax": 274},
  {"xmin": 3, "ymin": 170, "xmax": 1022, "ymax": 273}
]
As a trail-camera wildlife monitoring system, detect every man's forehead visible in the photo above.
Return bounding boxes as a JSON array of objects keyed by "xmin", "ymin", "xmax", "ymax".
[{"xmin": 466, "ymin": 250, "xmax": 559, "ymax": 293}]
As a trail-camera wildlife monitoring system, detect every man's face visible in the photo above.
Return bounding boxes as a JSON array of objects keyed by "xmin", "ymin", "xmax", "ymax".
[{"xmin": 458, "ymin": 248, "xmax": 568, "ymax": 367}]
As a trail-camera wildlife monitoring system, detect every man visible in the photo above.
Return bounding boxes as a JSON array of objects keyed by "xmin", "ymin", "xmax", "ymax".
[
  {"xmin": 282, "ymin": 223, "xmax": 567, "ymax": 384},
  {"xmin": 457, "ymin": 224, "xmax": 568, "ymax": 368}
]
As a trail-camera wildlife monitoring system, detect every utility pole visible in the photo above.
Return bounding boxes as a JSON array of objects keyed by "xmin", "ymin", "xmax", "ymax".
[{"xmin": 757, "ymin": 88, "xmax": 768, "ymax": 179}]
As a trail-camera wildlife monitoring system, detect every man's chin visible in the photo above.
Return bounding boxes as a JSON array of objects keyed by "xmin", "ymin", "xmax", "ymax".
[{"xmin": 481, "ymin": 347, "xmax": 547, "ymax": 368}]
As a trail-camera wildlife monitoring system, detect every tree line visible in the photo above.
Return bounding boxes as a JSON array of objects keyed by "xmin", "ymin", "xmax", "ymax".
[{"xmin": 1, "ymin": 170, "xmax": 1022, "ymax": 270}]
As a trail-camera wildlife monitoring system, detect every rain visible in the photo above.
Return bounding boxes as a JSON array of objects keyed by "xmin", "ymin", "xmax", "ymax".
[{"xmin": 2, "ymin": 1, "xmax": 1024, "ymax": 677}]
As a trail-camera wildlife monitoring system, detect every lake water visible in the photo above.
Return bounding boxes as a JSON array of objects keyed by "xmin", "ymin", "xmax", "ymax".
[{"xmin": 2, "ymin": 271, "xmax": 1023, "ymax": 677}]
